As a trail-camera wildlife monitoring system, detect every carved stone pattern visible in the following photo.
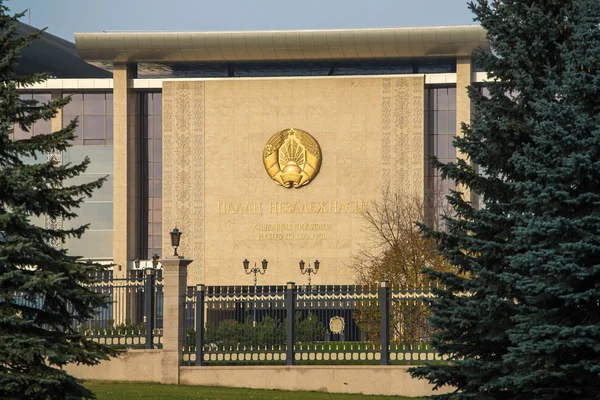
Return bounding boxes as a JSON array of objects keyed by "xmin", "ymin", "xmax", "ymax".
[
  {"xmin": 411, "ymin": 78, "xmax": 425, "ymax": 196},
  {"xmin": 381, "ymin": 78, "xmax": 392, "ymax": 188},
  {"xmin": 162, "ymin": 264, "xmax": 181, "ymax": 273},
  {"xmin": 387, "ymin": 77, "xmax": 424, "ymax": 198},
  {"xmin": 162, "ymin": 81, "xmax": 205, "ymax": 285},
  {"xmin": 45, "ymin": 150, "xmax": 63, "ymax": 249}
]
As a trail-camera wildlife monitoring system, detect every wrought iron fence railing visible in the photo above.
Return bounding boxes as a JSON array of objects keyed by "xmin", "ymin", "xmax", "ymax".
[
  {"xmin": 79, "ymin": 269, "xmax": 164, "ymax": 349},
  {"xmin": 182, "ymin": 282, "xmax": 444, "ymax": 366}
]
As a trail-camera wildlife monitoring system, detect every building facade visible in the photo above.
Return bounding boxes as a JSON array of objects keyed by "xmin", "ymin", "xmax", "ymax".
[{"xmin": 22, "ymin": 25, "xmax": 489, "ymax": 285}]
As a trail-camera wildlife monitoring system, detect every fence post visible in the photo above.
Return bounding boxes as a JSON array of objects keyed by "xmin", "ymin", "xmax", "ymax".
[
  {"xmin": 286, "ymin": 282, "xmax": 296, "ymax": 366},
  {"xmin": 144, "ymin": 268, "xmax": 155, "ymax": 349},
  {"xmin": 195, "ymin": 284, "xmax": 205, "ymax": 366},
  {"xmin": 159, "ymin": 257, "xmax": 193, "ymax": 385},
  {"xmin": 380, "ymin": 280, "xmax": 390, "ymax": 365}
]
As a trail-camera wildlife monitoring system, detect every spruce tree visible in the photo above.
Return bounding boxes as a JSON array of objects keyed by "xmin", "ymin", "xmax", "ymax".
[
  {"xmin": 0, "ymin": 4, "xmax": 116, "ymax": 399},
  {"xmin": 411, "ymin": 1, "xmax": 600, "ymax": 399}
]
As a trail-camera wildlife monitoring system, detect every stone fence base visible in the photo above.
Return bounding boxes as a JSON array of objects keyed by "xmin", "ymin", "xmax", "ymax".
[{"xmin": 65, "ymin": 350, "xmax": 451, "ymax": 397}]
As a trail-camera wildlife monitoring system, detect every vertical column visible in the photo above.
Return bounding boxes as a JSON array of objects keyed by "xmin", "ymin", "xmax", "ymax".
[
  {"xmin": 380, "ymin": 280, "xmax": 390, "ymax": 365},
  {"xmin": 113, "ymin": 63, "xmax": 138, "ymax": 277},
  {"xmin": 456, "ymin": 57, "xmax": 472, "ymax": 202},
  {"xmin": 160, "ymin": 257, "xmax": 192, "ymax": 384}
]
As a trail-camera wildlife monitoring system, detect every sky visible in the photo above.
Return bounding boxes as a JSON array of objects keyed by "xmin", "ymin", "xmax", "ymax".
[{"xmin": 13, "ymin": 0, "xmax": 476, "ymax": 42}]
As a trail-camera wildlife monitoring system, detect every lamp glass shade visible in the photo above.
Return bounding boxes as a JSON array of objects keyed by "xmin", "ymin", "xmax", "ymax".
[
  {"xmin": 299, "ymin": 260, "xmax": 305, "ymax": 271},
  {"xmin": 243, "ymin": 259, "xmax": 250, "ymax": 270},
  {"xmin": 170, "ymin": 227, "xmax": 182, "ymax": 248},
  {"xmin": 314, "ymin": 259, "xmax": 320, "ymax": 270},
  {"xmin": 133, "ymin": 259, "xmax": 140, "ymax": 269},
  {"xmin": 262, "ymin": 259, "xmax": 268, "ymax": 270}
]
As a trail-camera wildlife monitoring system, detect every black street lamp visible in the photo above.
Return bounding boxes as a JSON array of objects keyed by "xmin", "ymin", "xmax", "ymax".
[
  {"xmin": 243, "ymin": 258, "xmax": 268, "ymax": 287},
  {"xmin": 299, "ymin": 259, "xmax": 320, "ymax": 287},
  {"xmin": 170, "ymin": 227, "xmax": 182, "ymax": 257},
  {"xmin": 242, "ymin": 258, "xmax": 268, "ymax": 324}
]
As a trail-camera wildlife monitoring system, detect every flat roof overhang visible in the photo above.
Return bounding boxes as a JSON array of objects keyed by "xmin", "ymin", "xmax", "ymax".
[{"xmin": 74, "ymin": 25, "xmax": 488, "ymax": 63}]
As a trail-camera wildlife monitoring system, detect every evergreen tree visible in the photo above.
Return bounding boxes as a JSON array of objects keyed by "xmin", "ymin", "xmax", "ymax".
[
  {"xmin": 411, "ymin": 1, "xmax": 600, "ymax": 399},
  {"xmin": 0, "ymin": 4, "xmax": 116, "ymax": 399}
]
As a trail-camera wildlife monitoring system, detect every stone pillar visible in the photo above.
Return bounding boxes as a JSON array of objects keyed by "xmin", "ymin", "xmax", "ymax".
[
  {"xmin": 159, "ymin": 257, "xmax": 192, "ymax": 384},
  {"xmin": 113, "ymin": 63, "xmax": 138, "ymax": 278},
  {"xmin": 456, "ymin": 56, "xmax": 472, "ymax": 202}
]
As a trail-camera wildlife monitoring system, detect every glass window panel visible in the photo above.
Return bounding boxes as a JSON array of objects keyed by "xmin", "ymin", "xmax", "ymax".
[
  {"xmin": 153, "ymin": 197, "xmax": 162, "ymax": 210},
  {"xmin": 436, "ymin": 135, "xmax": 449, "ymax": 159},
  {"xmin": 152, "ymin": 180, "xmax": 162, "ymax": 198},
  {"xmin": 437, "ymin": 89, "xmax": 448, "ymax": 111},
  {"xmin": 152, "ymin": 93, "xmax": 162, "ymax": 116},
  {"xmin": 63, "ymin": 93, "xmax": 83, "ymax": 116},
  {"xmin": 447, "ymin": 88, "xmax": 456, "ymax": 110},
  {"xmin": 448, "ymin": 111, "xmax": 457, "ymax": 134},
  {"xmin": 64, "ymin": 202, "xmax": 113, "ymax": 230},
  {"xmin": 153, "ymin": 139, "xmax": 162, "ymax": 161},
  {"xmin": 32, "ymin": 119, "xmax": 51, "ymax": 136},
  {"xmin": 448, "ymin": 140, "xmax": 456, "ymax": 160},
  {"xmin": 83, "ymin": 139, "xmax": 106, "ymax": 146},
  {"xmin": 146, "ymin": 140, "xmax": 153, "ymax": 162},
  {"xmin": 70, "ymin": 129, "xmax": 83, "ymax": 145},
  {"xmin": 153, "ymin": 163, "xmax": 162, "ymax": 181},
  {"xmin": 152, "ymin": 209, "xmax": 162, "ymax": 223},
  {"xmin": 106, "ymin": 93, "xmax": 113, "ymax": 115},
  {"xmin": 106, "ymin": 116, "xmax": 113, "ymax": 140},
  {"xmin": 63, "ymin": 146, "xmax": 114, "ymax": 174},
  {"xmin": 152, "ymin": 223, "xmax": 162, "ymax": 236},
  {"xmin": 152, "ymin": 235, "xmax": 162, "ymax": 248},
  {"xmin": 19, "ymin": 151, "xmax": 44, "ymax": 165},
  {"xmin": 153, "ymin": 116, "xmax": 162, "ymax": 138},
  {"xmin": 430, "ymin": 89, "xmax": 438, "ymax": 111},
  {"xmin": 84, "ymin": 93, "xmax": 106, "ymax": 115},
  {"xmin": 436, "ymin": 111, "xmax": 448, "ymax": 133},
  {"xmin": 66, "ymin": 231, "xmax": 113, "ymax": 259},
  {"xmin": 32, "ymin": 93, "xmax": 51, "ymax": 103},
  {"xmin": 67, "ymin": 175, "xmax": 113, "ymax": 202},
  {"xmin": 106, "ymin": 139, "xmax": 113, "ymax": 145},
  {"xmin": 14, "ymin": 124, "xmax": 31, "ymax": 140},
  {"xmin": 83, "ymin": 116, "xmax": 106, "ymax": 140}
]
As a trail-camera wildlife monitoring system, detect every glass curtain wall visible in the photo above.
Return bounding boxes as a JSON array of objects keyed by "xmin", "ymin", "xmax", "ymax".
[
  {"xmin": 62, "ymin": 92, "xmax": 114, "ymax": 259},
  {"xmin": 139, "ymin": 92, "xmax": 162, "ymax": 259},
  {"xmin": 424, "ymin": 87, "xmax": 457, "ymax": 229}
]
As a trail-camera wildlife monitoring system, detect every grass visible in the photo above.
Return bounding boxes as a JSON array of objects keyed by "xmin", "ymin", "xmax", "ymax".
[{"xmin": 85, "ymin": 380, "xmax": 423, "ymax": 400}]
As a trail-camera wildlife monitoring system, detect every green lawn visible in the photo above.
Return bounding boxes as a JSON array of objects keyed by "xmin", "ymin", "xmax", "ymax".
[{"xmin": 85, "ymin": 380, "xmax": 423, "ymax": 400}]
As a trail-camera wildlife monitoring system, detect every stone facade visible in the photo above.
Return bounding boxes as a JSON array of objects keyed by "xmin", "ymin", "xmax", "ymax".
[{"xmin": 162, "ymin": 76, "xmax": 424, "ymax": 286}]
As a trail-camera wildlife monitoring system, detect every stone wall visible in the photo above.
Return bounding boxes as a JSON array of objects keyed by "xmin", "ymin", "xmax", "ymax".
[{"xmin": 162, "ymin": 76, "xmax": 424, "ymax": 286}]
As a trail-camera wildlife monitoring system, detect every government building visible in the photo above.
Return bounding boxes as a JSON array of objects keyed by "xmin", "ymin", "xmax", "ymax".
[{"xmin": 18, "ymin": 23, "xmax": 489, "ymax": 286}]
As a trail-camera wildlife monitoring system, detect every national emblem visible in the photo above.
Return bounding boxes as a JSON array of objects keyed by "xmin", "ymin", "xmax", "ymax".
[{"xmin": 263, "ymin": 128, "xmax": 322, "ymax": 188}]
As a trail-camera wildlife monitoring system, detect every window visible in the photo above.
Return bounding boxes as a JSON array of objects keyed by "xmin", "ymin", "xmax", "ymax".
[
  {"xmin": 62, "ymin": 92, "xmax": 113, "ymax": 145},
  {"xmin": 12, "ymin": 92, "xmax": 51, "ymax": 140},
  {"xmin": 139, "ymin": 92, "xmax": 162, "ymax": 259}
]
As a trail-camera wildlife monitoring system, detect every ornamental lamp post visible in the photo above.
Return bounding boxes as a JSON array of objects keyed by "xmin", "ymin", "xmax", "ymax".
[
  {"xmin": 299, "ymin": 259, "xmax": 320, "ymax": 287},
  {"xmin": 170, "ymin": 227, "xmax": 182, "ymax": 257},
  {"xmin": 152, "ymin": 253, "xmax": 160, "ymax": 269},
  {"xmin": 242, "ymin": 258, "xmax": 268, "ymax": 288},
  {"xmin": 242, "ymin": 258, "xmax": 268, "ymax": 324}
]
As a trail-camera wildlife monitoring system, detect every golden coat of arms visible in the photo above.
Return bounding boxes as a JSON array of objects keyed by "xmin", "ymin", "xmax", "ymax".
[{"xmin": 263, "ymin": 128, "xmax": 322, "ymax": 188}]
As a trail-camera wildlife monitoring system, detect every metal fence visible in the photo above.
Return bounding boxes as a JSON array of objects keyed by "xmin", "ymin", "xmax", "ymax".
[
  {"xmin": 182, "ymin": 282, "xmax": 444, "ymax": 366},
  {"xmin": 80, "ymin": 270, "xmax": 164, "ymax": 349}
]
